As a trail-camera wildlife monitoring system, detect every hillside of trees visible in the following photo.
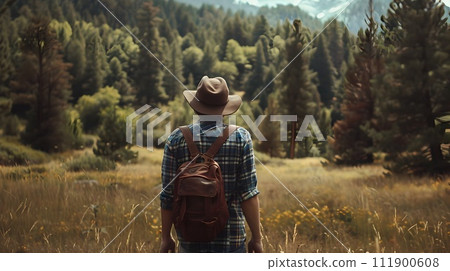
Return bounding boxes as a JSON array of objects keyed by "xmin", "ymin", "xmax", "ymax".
[{"xmin": 0, "ymin": 0, "xmax": 449, "ymax": 174}]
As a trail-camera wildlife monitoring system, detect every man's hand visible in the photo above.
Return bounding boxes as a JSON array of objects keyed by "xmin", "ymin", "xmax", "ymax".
[
  {"xmin": 247, "ymin": 238, "xmax": 263, "ymax": 253},
  {"xmin": 242, "ymin": 196, "xmax": 263, "ymax": 253},
  {"xmin": 160, "ymin": 208, "xmax": 175, "ymax": 252},
  {"xmin": 160, "ymin": 237, "xmax": 175, "ymax": 253}
]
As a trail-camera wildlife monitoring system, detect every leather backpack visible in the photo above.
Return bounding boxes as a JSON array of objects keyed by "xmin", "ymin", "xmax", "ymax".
[{"xmin": 172, "ymin": 125, "xmax": 238, "ymax": 242}]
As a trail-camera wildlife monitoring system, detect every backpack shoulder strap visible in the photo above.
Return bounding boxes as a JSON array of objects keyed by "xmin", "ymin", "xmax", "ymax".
[
  {"xmin": 180, "ymin": 126, "xmax": 200, "ymax": 158},
  {"xmin": 205, "ymin": 125, "xmax": 239, "ymax": 158}
]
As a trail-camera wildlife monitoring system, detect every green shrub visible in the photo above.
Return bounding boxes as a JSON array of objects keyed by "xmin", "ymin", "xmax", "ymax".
[
  {"xmin": 0, "ymin": 138, "xmax": 48, "ymax": 165},
  {"xmin": 2, "ymin": 115, "xmax": 21, "ymax": 136},
  {"xmin": 65, "ymin": 109, "xmax": 85, "ymax": 149},
  {"xmin": 82, "ymin": 135, "xmax": 95, "ymax": 148},
  {"xmin": 93, "ymin": 106, "xmax": 138, "ymax": 163},
  {"xmin": 0, "ymin": 97, "xmax": 12, "ymax": 117},
  {"xmin": 385, "ymin": 153, "xmax": 450, "ymax": 175},
  {"xmin": 65, "ymin": 154, "xmax": 116, "ymax": 172},
  {"xmin": 76, "ymin": 87, "xmax": 120, "ymax": 133},
  {"xmin": 111, "ymin": 148, "xmax": 138, "ymax": 163}
]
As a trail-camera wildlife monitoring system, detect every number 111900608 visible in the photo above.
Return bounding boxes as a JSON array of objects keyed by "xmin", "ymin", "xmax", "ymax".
[{"xmin": 372, "ymin": 257, "xmax": 439, "ymax": 268}]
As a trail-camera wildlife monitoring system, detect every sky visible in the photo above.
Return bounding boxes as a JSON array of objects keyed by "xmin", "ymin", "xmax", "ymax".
[{"xmin": 236, "ymin": 0, "xmax": 450, "ymax": 7}]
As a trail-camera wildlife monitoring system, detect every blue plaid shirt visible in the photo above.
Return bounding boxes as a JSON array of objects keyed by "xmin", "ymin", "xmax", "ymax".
[{"xmin": 160, "ymin": 121, "xmax": 259, "ymax": 252}]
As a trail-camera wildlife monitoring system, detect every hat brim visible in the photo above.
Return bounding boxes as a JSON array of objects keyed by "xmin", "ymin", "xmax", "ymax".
[{"xmin": 183, "ymin": 90, "xmax": 242, "ymax": 116}]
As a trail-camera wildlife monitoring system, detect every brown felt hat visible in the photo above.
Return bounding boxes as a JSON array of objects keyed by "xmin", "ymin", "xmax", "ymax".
[{"xmin": 183, "ymin": 76, "xmax": 242, "ymax": 116}]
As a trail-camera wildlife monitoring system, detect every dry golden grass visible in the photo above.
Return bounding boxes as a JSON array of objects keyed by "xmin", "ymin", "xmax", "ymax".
[
  {"xmin": 0, "ymin": 148, "xmax": 448, "ymax": 252},
  {"xmin": 256, "ymin": 157, "xmax": 449, "ymax": 253},
  {"xmin": 0, "ymin": 148, "xmax": 164, "ymax": 253}
]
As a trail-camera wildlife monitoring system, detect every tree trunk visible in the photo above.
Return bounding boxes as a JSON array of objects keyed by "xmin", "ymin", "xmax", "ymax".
[
  {"xmin": 429, "ymin": 143, "xmax": 444, "ymax": 164},
  {"xmin": 37, "ymin": 36, "xmax": 44, "ymax": 131},
  {"xmin": 421, "ymin": 45, "xmax": 444, "ymax": 166},
  {"xmin": 289, "ymin": 121, "xmax": 296, "ymax": 159},
  {"xmin": 424, "ymin": 90, "xmax": 443, "ymax": 164}
]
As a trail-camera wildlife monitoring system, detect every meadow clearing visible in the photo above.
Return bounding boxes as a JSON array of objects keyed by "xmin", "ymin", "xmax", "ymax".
[{"xmin": 0, "ymin": 146, "xmax": 448, "ymax": 253}]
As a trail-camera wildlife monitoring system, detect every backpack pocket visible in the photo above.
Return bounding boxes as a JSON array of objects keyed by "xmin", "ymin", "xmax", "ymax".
[
  {"xmin": 178, "ymin": 177, "xmax": 218, "ymax": 197},
  {"xmin": 181, "ymin": 217, "xmax": 219, "ymax": 242}
]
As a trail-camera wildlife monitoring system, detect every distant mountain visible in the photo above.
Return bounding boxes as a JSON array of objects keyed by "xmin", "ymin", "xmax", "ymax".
[
  {"xmin": 257, "ymin": 4, "xmax": 324, "ymax": 31},
  {"xmin": 339, "ymin": 0, "xmax": 450, "ymax": 33},
  {"xmin": 176, "ymin": 0, "xmax": 450, "ymax": 33},
  {"xmin": 175, "ymin": 0, "xmax": 324, "ymax": 31},
  {"xmin": 174, "ymin": 0, "xmax": 259, "ymax": 14}
]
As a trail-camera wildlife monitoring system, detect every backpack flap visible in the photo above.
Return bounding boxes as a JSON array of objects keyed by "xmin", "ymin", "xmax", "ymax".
[{"xmin": 178, "ymin": 177, "xmax": 218, "ymax": 197}]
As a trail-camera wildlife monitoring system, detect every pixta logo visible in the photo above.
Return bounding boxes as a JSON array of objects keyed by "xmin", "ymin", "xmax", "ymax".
[
  {"xmin": 126, "ymin": 105, "xmax": 325, "ymax": 152},
  {"xmin": 126, "ymin": 105, "xmax": 172, "ymax": 151}
]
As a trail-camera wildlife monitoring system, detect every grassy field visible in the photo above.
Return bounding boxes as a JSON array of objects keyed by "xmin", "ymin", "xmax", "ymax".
[{"xmin": 0, "ymin": 147, "xmax": 448, "ymax": 253}]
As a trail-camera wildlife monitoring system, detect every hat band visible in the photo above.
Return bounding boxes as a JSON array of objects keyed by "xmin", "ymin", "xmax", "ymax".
[{"xmin": 195, "ymin": 92, "xmax": 229, "ymax": 106}]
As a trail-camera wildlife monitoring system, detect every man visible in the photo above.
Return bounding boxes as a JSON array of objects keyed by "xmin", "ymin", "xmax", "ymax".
[{"xmin": 159, "ymin": 76, "xmax": 263, "ymax": 253}]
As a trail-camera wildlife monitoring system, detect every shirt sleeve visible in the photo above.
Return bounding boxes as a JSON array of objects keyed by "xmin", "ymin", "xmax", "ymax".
[
  {"xmin": 237, "ymin": 129, "xmax": 259, "ymax": 201},
  {"xmin": 160, "ymin": 133, "xmax": 178, "ymax": 210}
]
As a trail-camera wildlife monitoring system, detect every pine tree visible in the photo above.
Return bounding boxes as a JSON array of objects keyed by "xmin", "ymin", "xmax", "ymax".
[
  {"xmin": 225, "ymin": 39, "xmax": 247, "ymax": 90},
  {"xmin": 252, "ymin": 15, "xmax": 269, "ymax": 44},
  {"xmin": 11, "ymin": 17, "xmax": 73, "ymax": 152},
  {"xmin": 106, "ymin": 57, "xmax": 126, "ymax": 87},
  {"xmin": 0, "ymin": 16, "xmax": 12, "ymax": 90},
  {"xmin": 232, "ymin": 13, "xmax": 248, "ymax": 46},
  {"xmin": 438, "ymin": 22, "xmax": 450, "ymax": 161},
  {"xmin": 0, "ymin": 16, "xmax": 13, "ymax": 120},
  {"xmin": 317, "ymin": 107, "xmax": 333, "ymax": 157},
  {"xmin": 182, "ymin": 45, "xmax": 204, "ymax": 84},
  {"xmin": 310, "ymin": 34, "xmax": 335, "ymax": 107},
  {"xmin": 259, "ymin": 35, "xmax": 271, "ymax": 67},
  {"xmin": 135, "ymin": 1, "xmax": 167, "ymax": 105},
  {"xmin": 326, "ymin": 20, "xmax": 344, "ymax": 72},
  {"xmin": 342, "ymin": 26, "xmax": 353, "ymax": 64},
  {"xmin": 280, "ymin": 19, "xmax": 320, "ymax": 159},
  {"xmin": 163, "ymin": 39, "xmax": 184, "ymax": 100},
  {"xmin": 0, "ymin": 0, "xmax": 19, "ymax": 17},
  {"xmin": 176, "ymin": 7, "xmax": 196, "ymax": 37},
  {"xmin": 332, "ymin": 0, "xmax": 383, "ymax": 165},
  {"xmin": 244, "ymin": 40, "xmax": 266, "ymax": 100},
  {"xmin": 82, "ymin": 29, "xmax": 107, "ymax": 96},
  {"xmin": 61, "ymin": 0, "xmax": 77, "ymax": 25},
  {"xmin": 331, "ymin": 61, "xmax": 349, "ymax": 124},
  {"xmin": 159, "ymin": 18, "xmax": 175, "ymax": 44},
  {"xmin": 372, "ymin": 0, "xmax": 449, "ymax": 173},
  {"xmin": 201, "ymin": 41, "xmax": 217, "ymax": 75},
  {"xmin": 66, "ymin": 39, "xmax": 85, "ymax": 101},
  {"xmin": 221, "ymin": 13, "xmax": 251, "ymax": 58},
  {"xmin": 258, "ymin": 91, "xmax": 282, "ymax": 157},
  {"xmin": 258, "ymin": 65, "xmax": 276, "ymax": 110},
  {"xmin": 181, "ymin": 33, "xmax": 196, "ymax": 51},
  {"xmin": 221, "ymin": 19, "xmax": 234, "ymax": 61}
]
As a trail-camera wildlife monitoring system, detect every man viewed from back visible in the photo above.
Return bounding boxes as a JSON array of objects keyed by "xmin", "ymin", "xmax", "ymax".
[{"xmin": 159, "ymin": 76, "xmax": 263, "ymax": 253}]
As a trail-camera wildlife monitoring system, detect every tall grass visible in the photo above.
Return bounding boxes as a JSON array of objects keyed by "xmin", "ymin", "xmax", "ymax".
[
  {"xmin": 256, "ymin": 158, "xmax": 449, "ymax": 253},
  {"xmin": 0, "ymin": 148, "xmax": 163, "ymax": 253},
  {"xmin": 0, "ymin": 148, "xmax": 448, "ymax": 252}
]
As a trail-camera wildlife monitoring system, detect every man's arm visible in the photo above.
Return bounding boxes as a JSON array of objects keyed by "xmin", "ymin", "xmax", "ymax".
[
  {"xmin": 242, "ymin": 195, "xmax": 263, "ymax": 253},
  {"xmin": 160, "ymin": 133, "xmax": 177, "ymax": 253},
  {"xmin": 160, "ymin": 208, "xmax": 175, "ymax": 252},
  {"xmin": 238, "ymin": 130, "xmax": 263, "ymax": 252}
]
